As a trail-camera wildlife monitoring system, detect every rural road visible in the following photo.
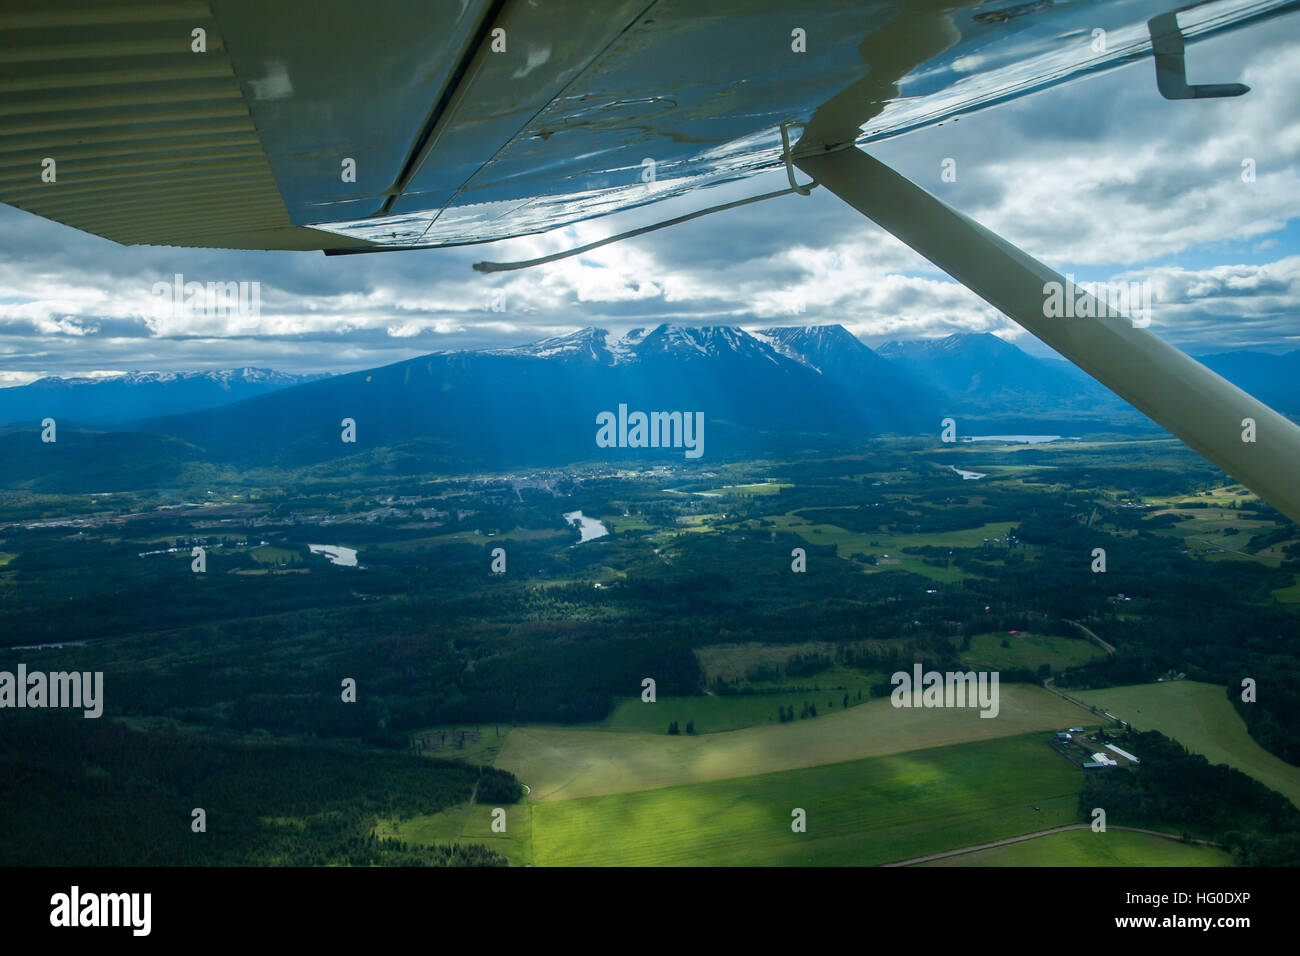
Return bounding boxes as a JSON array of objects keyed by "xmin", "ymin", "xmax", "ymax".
[
  {"xmin": 1042, "ymin": 677, "xmax": 1101, "ymax": 717},
  {"xmin": 1066, "ymin": 619, "xmax": 1116, "ymax": 654},
  {"xmin": 884, "ymin": 824, "xmax": 1222, "ymax": 866},
  {"xmin": 1189, "ymin": 536, "xmax": 1252, "ymax": 558}
]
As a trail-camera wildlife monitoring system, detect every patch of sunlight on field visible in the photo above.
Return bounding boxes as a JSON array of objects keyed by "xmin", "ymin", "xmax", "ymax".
[
  {"xmin": 1073, "ymin": 681, "xmax": 1300, "ymax": 808},
  {"xmin": 530, "ymin": 734, "xmax": 1081, "ymax": 866},
  {"xmin": 498, "ymin": 684, "xmax": 1088, "ymax": 802},
  {"xmin": 923, "ymin": 828, "xmax": 1232, "ymax": 866},
  {"xmin": 380, "ymin": 802, "xmax": 532, "ymax": 866}
]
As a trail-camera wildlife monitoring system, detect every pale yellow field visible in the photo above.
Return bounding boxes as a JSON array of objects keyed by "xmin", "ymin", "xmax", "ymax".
[{"xmin": 497, "ymin": 684, "xmax": 1088, "ymax": 802}]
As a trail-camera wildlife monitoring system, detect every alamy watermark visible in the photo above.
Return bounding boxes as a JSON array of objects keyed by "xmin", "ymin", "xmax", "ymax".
[
  {"xmin": 0, "ymin": 665, "xmax": 102, "ymax": 718},
  {"xmin": 152, "ymin": 273, "xmax": 261, "ymax": 327},
  {"xmin": 1042, "ymin": 274, "xmax": 1152, "ymax": 328},
  {"xmin": 890, "ymin": 663, "xmax": 1000, "ymax": 718},
  {"xmin": 596, "ymin": 404, "xmax": 704, "ymax": 459},
  {"xmin": 50, "ymin": 886, "xmax": 150, "ymax": 936}
]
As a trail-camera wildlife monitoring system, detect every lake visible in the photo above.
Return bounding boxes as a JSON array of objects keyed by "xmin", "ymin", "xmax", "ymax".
[
  {"xmin": 563, "ymin": 511, "xmax": 609, "ymax": 543},
  {"xmin": 308, "ymin": 544, "xmax": 358, "ymax": 566}
]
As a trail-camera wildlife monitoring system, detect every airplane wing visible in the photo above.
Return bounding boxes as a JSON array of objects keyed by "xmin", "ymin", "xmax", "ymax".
[{"xmin": 1, "ymin": 0, "xmax": 1291, "ymax": 252}]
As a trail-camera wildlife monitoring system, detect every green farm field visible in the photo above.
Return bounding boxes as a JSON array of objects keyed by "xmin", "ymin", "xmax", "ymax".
[
  {"xmin": 250, "ymin": 545, "xmax": 302, "ymax": 565},
  {"xmin": 1072, "ymin": 681, "xmax": 1300, "ymax": 807},
  {"xmin": 590, "ymin": 684, "xmax": 882, "ymax": 735},
  {"xmin": 764, "ymin": 514, "xmax": 1018, "ymax": 553},
  {"xmin": 497, "ymin": 684, "xmax": 1088, "ymax": 801},
  {"xmin": 757, "ymin": 515, "xmax": 1017, "ymax": 582},
  {"xmin": 1272, "ymin": 574, "xmax": 1300, "ymax": 604},
  {"xmin": 961, "ymin": 632, "xmax": 1106, "ymax": 673},
  {"xmin": 921, "ymin": 828, "xmax": 1233, "ymax": 867},
  {"xmin": 529, "ymin": 734, "xmax": 1082, "ymax": 866},
  {"xmin": 379, "ymin": 802, "xmax": 533, "ymax": 867}
]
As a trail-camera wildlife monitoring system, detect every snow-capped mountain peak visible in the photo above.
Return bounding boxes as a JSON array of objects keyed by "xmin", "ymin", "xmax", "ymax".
[
  {"xmin": 0, "ymin": 367, "xmax": 321, "ymax": 426},
  {"xmin": 497, "ymin": 327, "xmax": 614, "ymax": 363}
]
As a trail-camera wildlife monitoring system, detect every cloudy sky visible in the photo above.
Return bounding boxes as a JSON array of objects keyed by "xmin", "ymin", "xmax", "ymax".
[{"xmin": 1, "ymin": 16, "xmax": 1297, "ymax": 386}]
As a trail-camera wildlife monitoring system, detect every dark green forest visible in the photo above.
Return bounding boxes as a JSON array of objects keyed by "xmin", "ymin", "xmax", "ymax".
[
  {"xmin": 1, "ymin": 437, "xmax": 1297, "ymax": 864},
  {"xmin": 1080, "ymin": 731, "xmax": 1300, "ymax": 866},
  {"xmin": 0, "ymin": 715, "xmax": 515, "ymax": 866}
]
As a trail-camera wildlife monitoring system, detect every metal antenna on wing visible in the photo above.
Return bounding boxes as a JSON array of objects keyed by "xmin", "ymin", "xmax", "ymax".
[{"xmin": 1148, "ymin": 10, "xmax": 1250, "ymax": 100}]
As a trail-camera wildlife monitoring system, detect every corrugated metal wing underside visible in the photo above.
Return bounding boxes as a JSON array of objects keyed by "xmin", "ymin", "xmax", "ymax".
[
  {"xmin": 0, "ymin": 0, "xmax": 357, "ymax": 250},
  {"xmin": 0, "ymin": 0, "xmax": 1295, "ymax": 252}
]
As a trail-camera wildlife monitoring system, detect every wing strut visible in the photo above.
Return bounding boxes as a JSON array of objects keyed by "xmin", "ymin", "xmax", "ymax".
[{"xmin": 795, "ymin": 145, "xmax": 1300, "ymax": 525}]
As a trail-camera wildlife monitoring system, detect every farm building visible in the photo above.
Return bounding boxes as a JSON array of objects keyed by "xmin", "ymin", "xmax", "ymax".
[
  {"xmin": 1105, "ymin": 744, "xmax": 1140, "ymax": 764},
  {"xmin": 1090, "ymin": 753, "xmax": 1118, "ymax": 766}
]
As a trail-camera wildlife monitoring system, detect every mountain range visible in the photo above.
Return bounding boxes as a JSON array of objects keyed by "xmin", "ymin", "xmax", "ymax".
[
  {"xmin": 876, "ymin": 333, "xmax": 1131, "ymax": 418},
  {"xmin": 4, "ymin": 326, "xmax": 1299, "ymax": 480},
  {"xmin": 133, "ymin": 324, "xmax": 926, "ymax": 470},
  {"xmin": 0, "ymin": 367, "xmax": 322, "ymax": 426},
  {"xmin": 1197, "ymin": 350, "xmax": 1300, "ymax": 417}
]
